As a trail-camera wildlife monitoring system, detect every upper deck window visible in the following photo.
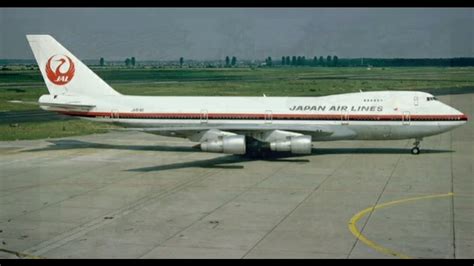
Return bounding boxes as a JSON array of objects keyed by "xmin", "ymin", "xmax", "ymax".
[{"xmin": 363, "ymin": 99, "xmax": 383, "ymax": 102}]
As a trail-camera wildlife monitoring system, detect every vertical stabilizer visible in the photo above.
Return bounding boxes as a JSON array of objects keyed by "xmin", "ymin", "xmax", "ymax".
[{"xmin": 26, "ymin": 35, "xmax": 121, "ymax": 96}]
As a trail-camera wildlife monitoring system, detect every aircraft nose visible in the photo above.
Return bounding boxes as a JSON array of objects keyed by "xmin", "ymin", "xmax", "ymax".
[
  {"xmin": 454, "ymin": 108, "xmax": 468, "ymax": 122},
  {"xmin": 449, "ymin": 105, "xmax": 468, "ymax": 121}
]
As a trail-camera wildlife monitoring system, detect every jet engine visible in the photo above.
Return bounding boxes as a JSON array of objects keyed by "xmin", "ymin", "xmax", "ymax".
[
  {"xmin": 200, "ymin": 135, "xmax": 246, "ymax": 154},
  {"xmin": 269, "ymin": 135, "xmax": 312, "ymax": 154}
]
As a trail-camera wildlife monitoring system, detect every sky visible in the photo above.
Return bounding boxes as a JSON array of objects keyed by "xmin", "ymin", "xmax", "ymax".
[{"xmin": 0, "ymin": 8, "xmax": 473, "ymax": 60}]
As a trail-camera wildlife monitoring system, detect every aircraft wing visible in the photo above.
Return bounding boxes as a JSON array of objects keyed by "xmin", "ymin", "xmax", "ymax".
[{"xmin": 113, "ymin": 124, "xmax": 341, "ymax": 140}]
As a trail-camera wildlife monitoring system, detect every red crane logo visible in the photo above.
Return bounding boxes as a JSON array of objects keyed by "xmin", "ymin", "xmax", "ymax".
[{"xmin": 45, "ymin": 55, "xmax": 75, "ymax": 85}]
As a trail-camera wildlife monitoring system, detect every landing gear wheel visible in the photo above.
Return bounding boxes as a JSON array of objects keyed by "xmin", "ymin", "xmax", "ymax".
[{"xmin": 411, "ymin": 147, "xmax": 420, "ymax": 155}]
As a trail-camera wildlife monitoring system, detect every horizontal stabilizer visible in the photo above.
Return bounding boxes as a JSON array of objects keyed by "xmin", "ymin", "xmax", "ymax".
[{"xmin": 39, "ymin": 102, "xmax": 96, "ymax": 111}]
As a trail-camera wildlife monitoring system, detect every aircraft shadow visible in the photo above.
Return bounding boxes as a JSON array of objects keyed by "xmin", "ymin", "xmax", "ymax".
[
  {"xmin": 23, "ymin": 139, "xmax": 197, "ymax": 153},
  {"xmin": 127, "ymin": 147, "xmax": 452, "ymax": 172},
  {"xmin": 24, "ymin": 140, "xmax": 452, "ymax": 172},
  {"xmin": 127, "ymin": 153, "xmax": 311, "ymax": 172}
]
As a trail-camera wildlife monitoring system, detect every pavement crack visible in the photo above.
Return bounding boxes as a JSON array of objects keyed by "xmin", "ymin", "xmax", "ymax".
[
  {"xmin": 23, "ymin": 167, "xmax": 213, "ymax": 257},
  {"xmin": 138, "ymin": 162, "xmax": 289, "ymax": 258},
  {"xmin": 346, "ymin": 143, "xmax": 405, "ymax": 259},
  {"xmin": 450, "ymin": 131, "xmax": 456, "ymax": 259},
  {"xmin": 241, "ymin": 154, "xmax": 352, "ymax": 258}
]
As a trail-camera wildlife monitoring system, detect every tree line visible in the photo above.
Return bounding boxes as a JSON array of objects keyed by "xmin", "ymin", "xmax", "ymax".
[
  {"xmin": 274, "ymin": 56, "xmax": 474, "ymax": 67},
  {"xmin": 93, "ymin": 56, "xmax": 474, "ymax": 68},
  {"xmin": 99, "ymin": 57, "xmax": 136, "ymax": 67},
  {"xmin": 278, "ymin": 55, "xmax": 339, "ymax": 67},
  {"xmin": 336, "ymin": 58, "xmax": 474, "ymax": 67}
]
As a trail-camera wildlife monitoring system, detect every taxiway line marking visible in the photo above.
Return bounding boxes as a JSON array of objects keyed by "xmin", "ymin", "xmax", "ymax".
[{"xmin": 348, "ymin": 192, "xmax": 454, "ymax": 259}]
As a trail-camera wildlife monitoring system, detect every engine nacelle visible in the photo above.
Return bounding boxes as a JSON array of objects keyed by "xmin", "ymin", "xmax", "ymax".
[
  {"xmin": 200, "ymin": 135, "xmax": 246, "ymax": 154},
  {"xmin": 269, "ymin": 135, "xmax": 312, "ymax": 154}
]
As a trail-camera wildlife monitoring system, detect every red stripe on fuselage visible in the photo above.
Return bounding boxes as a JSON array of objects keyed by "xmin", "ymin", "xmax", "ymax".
[{"xmin": 56, "ymin": 111, "xmax": 468, "ymax": 121}]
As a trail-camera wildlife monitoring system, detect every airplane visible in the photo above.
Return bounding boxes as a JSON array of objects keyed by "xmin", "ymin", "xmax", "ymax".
[{"xmin": 26, "ymin": 35, "xmax": 468, "ymax": 156}]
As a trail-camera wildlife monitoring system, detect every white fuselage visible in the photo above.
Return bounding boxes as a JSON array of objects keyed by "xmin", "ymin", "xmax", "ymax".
[
  {"xmin": 39, "ymin": 90, "xmax": 467, "ymax": 142},
  {"xmin": 26, "ymin": 34, "xmax": 468, "ymax": 154}
]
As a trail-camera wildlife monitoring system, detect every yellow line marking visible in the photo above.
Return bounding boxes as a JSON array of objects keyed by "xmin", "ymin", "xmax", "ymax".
[
  {"xmin": 0, "ymin": 248, "xmax": 45, "ymax": 259},
  {"xmin": 348, "ymin": 192, "xmax": 454, "ymax": 259}
]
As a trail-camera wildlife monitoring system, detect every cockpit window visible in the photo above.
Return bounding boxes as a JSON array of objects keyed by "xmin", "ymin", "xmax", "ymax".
[{"xmin": 426, "ymin": 97, "xmax": 438, "ymax": 101}]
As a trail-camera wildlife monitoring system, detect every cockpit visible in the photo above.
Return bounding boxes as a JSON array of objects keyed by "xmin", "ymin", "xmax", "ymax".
[{"xmin": 426, "ymin": 96, "xmax": 438, "ymax": 101}]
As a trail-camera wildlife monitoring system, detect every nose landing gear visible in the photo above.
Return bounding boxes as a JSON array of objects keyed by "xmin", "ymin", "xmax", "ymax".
[{"xmin": 411, "ymin": 138, "xmax": 422, "ymax": 155}]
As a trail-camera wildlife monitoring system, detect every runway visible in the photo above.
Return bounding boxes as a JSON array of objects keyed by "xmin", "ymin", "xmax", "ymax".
[
  {"xmin": 0, "ymin": 110, "xmax": 71, "ymax": 124},
  {"xmin": 0, "ymin": 92, "xmax": 472, "ymax": 258}
]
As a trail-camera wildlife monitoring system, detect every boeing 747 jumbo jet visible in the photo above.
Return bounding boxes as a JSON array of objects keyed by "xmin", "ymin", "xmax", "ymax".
[{"xmin": 26, "ymin": 35, "xmax": 468, "ymax": 156}]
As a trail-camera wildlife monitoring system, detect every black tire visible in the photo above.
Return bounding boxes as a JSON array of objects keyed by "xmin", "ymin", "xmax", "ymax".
[{"xmin": 411, "ymin": 147, "xmax": 420, "ymax": 155}]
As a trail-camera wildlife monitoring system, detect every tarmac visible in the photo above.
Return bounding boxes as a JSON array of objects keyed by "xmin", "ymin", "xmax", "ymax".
[{"xmin": 0, "ymin": 92, "xmax": 472, "ymax": 259}]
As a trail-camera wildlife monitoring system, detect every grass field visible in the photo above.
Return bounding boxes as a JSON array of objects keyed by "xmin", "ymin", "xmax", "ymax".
[
  {"xmin": 1, "ymin": 66, "xmax": 473, "ymax": 140},
  {"xmin": 0, "ymin": 119, "xmax": 113, "ymax": 141}
]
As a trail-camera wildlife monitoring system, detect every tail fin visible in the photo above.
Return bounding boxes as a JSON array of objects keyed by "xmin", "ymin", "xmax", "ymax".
[{"xmin": 26, "ymin": 35, "xmax": 121, "ymax": 96}]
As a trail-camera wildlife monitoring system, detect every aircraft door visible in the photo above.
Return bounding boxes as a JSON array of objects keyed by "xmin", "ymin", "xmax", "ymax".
[
  {"xmin": 341, "ymin": 111, "xmax": 349, "ymax": 125},
  {"xmin": 265, "ymin": 110, "xmax": 272, "ymax": 124},
  {"xmin": 200, "ymin": 109, "xmax": 208, "ymax": 124},
  {"xmin": 111, "ymin": 109, "xmax": 119, "ymax": 121},
  {"xmin": 414, "ymin": 96, "xmax": 419, "ymax": 106},
  {"xmin": 402, "ymin": 111, "xmax": 410, "ymax": 125}
]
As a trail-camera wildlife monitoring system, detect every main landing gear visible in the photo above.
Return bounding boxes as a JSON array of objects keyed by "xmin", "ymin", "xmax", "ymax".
[{"xmin": 411, "ymin": 138, "xmax": 422, "ymax": 155}]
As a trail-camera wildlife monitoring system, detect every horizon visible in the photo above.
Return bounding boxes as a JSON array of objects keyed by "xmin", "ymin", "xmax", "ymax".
[
  {"xmin": 2, "ymin": 56, "xmax": 474, "ymax": 64},
  {"xmin": 1, "ymin": 8, "xmax": 473, "ymax": 60}
]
